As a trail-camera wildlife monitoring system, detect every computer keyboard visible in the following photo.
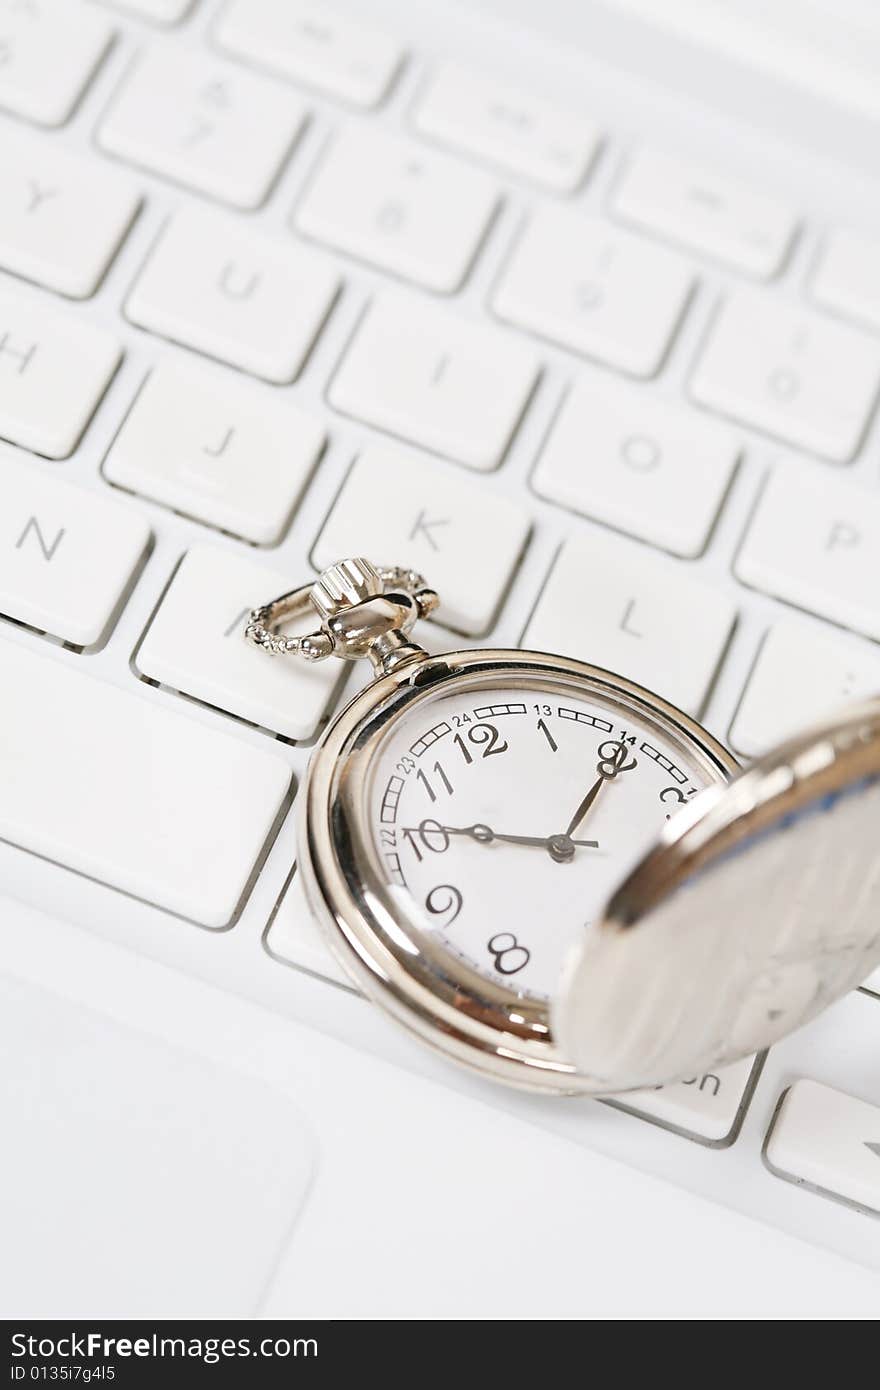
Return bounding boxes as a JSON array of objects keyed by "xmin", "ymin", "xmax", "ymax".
[{"xmin": 0, "ymin": 0, "xmax": 879, "ymax": 1264}]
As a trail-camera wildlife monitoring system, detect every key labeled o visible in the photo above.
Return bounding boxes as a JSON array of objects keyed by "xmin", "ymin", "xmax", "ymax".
[{"xmin": 620, "ymin": 433, "xmax": 661, "ymax": 471}]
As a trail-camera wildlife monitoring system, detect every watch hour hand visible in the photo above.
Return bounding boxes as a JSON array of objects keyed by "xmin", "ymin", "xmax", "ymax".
[
  {"xmin": 490, "ymin": 830, "xmax": 599, "ymax": 851},
  {"xmin": 437, "ymin": 823, "xmax": 599, "ymax": 855}
]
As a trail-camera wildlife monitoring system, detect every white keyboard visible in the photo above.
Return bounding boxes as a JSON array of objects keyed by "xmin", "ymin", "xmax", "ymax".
[{"xmin": 1, "ymin": 0, "xmax": 879, "ymax": 1279}]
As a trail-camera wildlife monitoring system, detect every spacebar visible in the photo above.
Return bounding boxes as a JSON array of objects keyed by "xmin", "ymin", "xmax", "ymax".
[{"xmin": 0, "ymin": 640, "xmax": 292, "ymax": 927}]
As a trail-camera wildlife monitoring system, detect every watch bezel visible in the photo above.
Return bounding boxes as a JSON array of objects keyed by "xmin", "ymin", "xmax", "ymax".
[{"xmin": 297, "ymin": 647, "xmax": 737, "ymax": 1094}]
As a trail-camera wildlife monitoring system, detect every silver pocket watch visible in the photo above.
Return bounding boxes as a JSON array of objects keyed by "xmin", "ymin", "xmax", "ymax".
[{"xmin": 247, "ymin": 558, "xmax": 880, "ymax": 1096}]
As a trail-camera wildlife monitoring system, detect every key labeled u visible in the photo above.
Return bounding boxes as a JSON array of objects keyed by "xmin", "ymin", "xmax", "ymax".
[{"xmin": 217, "ymin": 262, "xmax": 261, "ymax": 300}]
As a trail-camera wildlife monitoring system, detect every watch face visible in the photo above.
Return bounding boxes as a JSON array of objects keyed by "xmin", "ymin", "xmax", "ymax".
[{"xmin": 365, "ymin": 670, "xmax": 732, "ymax": 1007}]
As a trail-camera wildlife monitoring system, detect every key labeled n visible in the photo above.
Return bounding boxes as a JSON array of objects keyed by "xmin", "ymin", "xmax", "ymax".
[{"xmin": 16, "ymin": 516, "xmax": 65, "ymax": 562}]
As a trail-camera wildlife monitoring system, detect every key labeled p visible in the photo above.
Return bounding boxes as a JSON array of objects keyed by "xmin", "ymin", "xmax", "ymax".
[{"xmin": 827, "ymin": 520, "xmax": 861, "ymax": 551}]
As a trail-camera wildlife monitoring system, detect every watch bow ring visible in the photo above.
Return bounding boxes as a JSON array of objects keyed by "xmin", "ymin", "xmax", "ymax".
[{"xmin": 245, "ymin": 558, "xmax": 439, "ymax": 672}]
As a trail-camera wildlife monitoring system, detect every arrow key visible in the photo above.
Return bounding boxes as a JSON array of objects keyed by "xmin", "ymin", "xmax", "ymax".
[{"xmin": 764, "ymin": 1079, "xmax": 880, "ymax": 1217}]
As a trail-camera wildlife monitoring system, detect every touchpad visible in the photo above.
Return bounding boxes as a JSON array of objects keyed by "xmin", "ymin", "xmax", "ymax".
[{"xmin": 0, "ymin": 973, "xmax": 316, "ymax": 1318}]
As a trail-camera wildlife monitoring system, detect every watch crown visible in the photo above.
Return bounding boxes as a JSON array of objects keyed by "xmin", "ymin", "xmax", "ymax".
[{"xmin": 310, "ymin": 558, "xmax": 384, "ymax": 619}]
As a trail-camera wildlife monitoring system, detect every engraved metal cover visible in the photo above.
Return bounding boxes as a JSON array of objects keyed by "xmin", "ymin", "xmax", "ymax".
[{"xmin": 554, "ymin": 697, "xmax": 880, "ymax": 1093}]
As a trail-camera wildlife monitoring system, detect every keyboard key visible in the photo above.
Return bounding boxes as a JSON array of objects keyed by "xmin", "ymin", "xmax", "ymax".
[
  {"xmin": 265, "ymin": 869, "xmax": 352, "ymax": 987},
  {"xmin": 106, "ymin": 1, "xmax": 194, "ymax": 20},
  {"xmin": 0, "ymin": 0, "xmax": 112, "ymax": 127},
  {"xmin": 691, "ymin": 291, "xmax": 880, "ymax": 462},
  {"xmin": 328, "ymin": 293, "xmax": 538, "ymax": 471},
  {"xmin": 125, "ymin": 206, "xmax": 339, "ymax": 383},
  {"xmin": 0, "ymin": 286, "xmax": 121, "ymax": 458},
  {"xmin": 295, "ymin": 127, "xmax": 498, "ymax": 293},
  {"xmin": 0, "ymin": 446, "xmax": 151, "ymax": 648},
  {"xmin": 137, "ymin": 545, "xmax": 342, "ymax": 740},
  {"xmin": 0, "ymin": 129, "xmax": 140, "ymax": 298},
  {"xmin": 313, "ymin": 446, "xmax": 531, "ymax": 635},
  {"xmin": 493, "ymin": 207, "xmax": 693, "ymax": 377},
  {"xmin": 0, "ymin": 639, "xmax": 291, "ymax": 927},
  {"xmin": 810, "ymin": 227, "xmax": 880, "ymax": 335},
  {"xmin": 524, "ymin": 532, "xmax": 736, "ymax": 715},
  {"xmin": 413, "ymin": 62, "xmax": 600, "ymax": 193},
  {"xmin": 98, "ymin": 48, "xmax": 305, "ymax": 209},
  {"xmin": 612, "ymin": 148, "xmax": 796, "ymax": 278},
  {"xmin": 729, "ymin": 621, "xmax": 880, "ymax": 757},
  {"xmin": 215, "ymin": 0, "xmax": 403, "ymax": 108},
  {"xmin": 533, "ymin": 375, "xmax": 738, "ymax": 557},
  {"xmin": 104, "ymin": 361, "xmax": 324, "ymax": 544},
  {"xmin": 608, "ymin": 1055, "xmax": 759, "ymax": 1146},
  {"xmin": 764, "ymin": 1080, "xmax": 880, "ymax": 1217},
  {"xmin": 735, "ymin": 463, "xmax": 880, "ymax": 639}
]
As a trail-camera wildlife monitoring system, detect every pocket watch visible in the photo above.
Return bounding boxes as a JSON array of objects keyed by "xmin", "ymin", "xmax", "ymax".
[{"xmin": 247, "ymin": 558, "xmax": 880, "ymax": 1096}]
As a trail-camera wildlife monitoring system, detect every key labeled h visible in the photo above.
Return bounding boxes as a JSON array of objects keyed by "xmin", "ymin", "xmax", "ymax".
[{"xmin": 0, "ymin": 331, "xmax": 36, "ymax": 373}]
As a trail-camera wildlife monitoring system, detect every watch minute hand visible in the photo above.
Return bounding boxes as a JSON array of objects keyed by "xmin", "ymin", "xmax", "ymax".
[
  {"xmin": 564, "ymin": 740, "xmax": 639, "ymax": 837},
  {"xmin": 564, "ymin": 774, "xmax": 605, "ymax": 838}
]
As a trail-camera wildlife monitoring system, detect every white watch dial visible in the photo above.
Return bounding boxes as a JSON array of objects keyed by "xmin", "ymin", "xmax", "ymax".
[{"xmin": 369, "ymin": 682, "xmax": 724, "ymax": 1003}]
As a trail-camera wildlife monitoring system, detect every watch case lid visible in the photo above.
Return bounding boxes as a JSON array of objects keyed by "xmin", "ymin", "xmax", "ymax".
[{"xmin": 554, "ymin": 696, "xmax": 880, "ymax": 1092}]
